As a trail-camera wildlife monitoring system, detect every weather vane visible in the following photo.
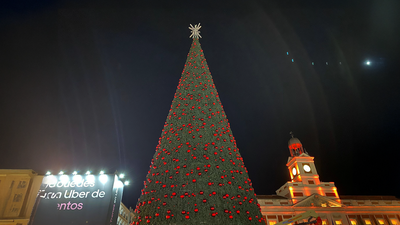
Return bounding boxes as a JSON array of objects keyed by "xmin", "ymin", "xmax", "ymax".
[{"xmin": 189, "ymin": 23, "xmax": 202, "ymax": 39}]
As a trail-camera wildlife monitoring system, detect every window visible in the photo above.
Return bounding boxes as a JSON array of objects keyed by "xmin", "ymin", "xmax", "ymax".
[
  {"xmin": 335, "ymin": 221, "xmax": 342, "ymax": 225},
  {"xmin": 11, "ymin": 207, "xmax": 19, "ymax": 213},
  {"xmin": 17, "ymin": 181, "xmax": 27, "ymax": 189},
  {"xmin": 377, "ymin": 220, "xmax": 385, "ymax": 225},
  {"xmin": 390, "ymin": 219, "xmax": 399, "ymax": 225},
  {"xmin": 13, "ymin": 194, "xmax": 23, "ymax": 202},
  {"xmin": 308, "ymin": 180, "xmax": 315, "ymax": 184},
  {"xmin": 322, "ymin": 220, "xmax": 328, "ymax": 225},
  {"xmin": 350, "ymin": 219, "xmax": 357, "ymax": 225},
  {"xmin": 269, "ymin": 220, "xmax": 277, "ymax": 225},
  {"xmin": 364, "ymin": 219, "xmax": 372, "ymax": 225}
]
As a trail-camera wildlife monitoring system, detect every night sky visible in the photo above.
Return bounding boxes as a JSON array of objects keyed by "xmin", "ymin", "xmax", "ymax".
[{"xmin": 1, "ymin": 0, "xmax": 399, "ymax": 208}]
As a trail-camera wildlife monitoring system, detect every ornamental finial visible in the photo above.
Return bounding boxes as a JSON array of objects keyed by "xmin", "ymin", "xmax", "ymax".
[{"xmin": 189, "ymin": 23, "xmax": 202, "ymax": 39}]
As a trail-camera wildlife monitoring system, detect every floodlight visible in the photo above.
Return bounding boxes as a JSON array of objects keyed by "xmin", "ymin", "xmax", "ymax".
[
  {"xmin": 119, "ymin": 173, "xmax": 125, "ymax": 179},
  {"xmin": 124, "ymin": 181, "xmax": 130, "ymax": 186}
]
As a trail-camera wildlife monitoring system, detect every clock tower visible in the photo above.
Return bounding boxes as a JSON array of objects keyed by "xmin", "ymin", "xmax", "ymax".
[{"xmin": 276, "ymin": 133, "xmax": 340, "ymax": 203}]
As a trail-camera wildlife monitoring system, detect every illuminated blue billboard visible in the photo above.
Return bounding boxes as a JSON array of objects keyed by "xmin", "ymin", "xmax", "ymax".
[{"xmin": 29, "ymin": 173, "xmax": 123, "ymax": 225}]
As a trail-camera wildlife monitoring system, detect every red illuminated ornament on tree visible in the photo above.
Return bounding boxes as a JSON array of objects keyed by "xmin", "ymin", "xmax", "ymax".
[{"xmin": 132, "ymin": 24, "xmax": 263, "ymax": 224}]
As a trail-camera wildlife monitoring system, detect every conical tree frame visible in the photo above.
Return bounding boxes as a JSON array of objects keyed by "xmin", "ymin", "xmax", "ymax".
[{"xmin": 133, "ymin": 38, "xmax": 264, "ymax": 224}]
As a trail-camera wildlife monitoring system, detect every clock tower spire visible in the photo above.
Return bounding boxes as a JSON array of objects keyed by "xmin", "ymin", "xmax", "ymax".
[{"xmin": 276, "ymin": 133, "xmax": 340, "ymax": 204}]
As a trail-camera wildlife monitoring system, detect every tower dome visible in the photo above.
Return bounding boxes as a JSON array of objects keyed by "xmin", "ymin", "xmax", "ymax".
[
  {"xmin": 288, "ymin": 137, "xmax": 302, "ymax": 149},
  {"xmin": 288, "ymin": 132, "xmax": 304, "ymax": 157}
]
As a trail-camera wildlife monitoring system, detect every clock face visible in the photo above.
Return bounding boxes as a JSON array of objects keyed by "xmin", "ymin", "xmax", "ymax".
[
  {"xmin": 292, "ymin": 167, "xmax": 297, "ymax": 176},
  {"xmin": 303, "ymin": 164, "xmax": 311, "ymax": 172}
]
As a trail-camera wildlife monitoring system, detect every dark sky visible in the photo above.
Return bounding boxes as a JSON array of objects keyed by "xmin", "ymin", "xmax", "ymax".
[{"xmin": 1, "ymin": 0, "xmax": 399, "ymax": 208}]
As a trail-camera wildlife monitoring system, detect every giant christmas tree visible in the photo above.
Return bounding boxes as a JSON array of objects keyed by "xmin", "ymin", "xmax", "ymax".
[{"xmin": 133, "ymin": 24, "xmax": 264, "ymax": 224}]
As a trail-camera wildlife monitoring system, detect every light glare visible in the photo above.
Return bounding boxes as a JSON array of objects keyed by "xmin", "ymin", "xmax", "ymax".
[
  {"xmin": 87, "ymin": 175, "xmax": 95, "ymax": 183},
  {"xmin": 72, "ymin": 171, "xmax": 78, "ymax": 175},
  {"xmin": 47, "ymin": 175, "xmax": 57, "ymax": 184},
  {"xmin": 73, "ymin": 175, "xmax": 82, "ymax": 183},
  {"xmin": 59, "ymin": 171, "xmax": 64, "ymax": 175},
  {"xmin": 114, "ymin": 179, "xmax": 124, "ymax": 188},
  {"xmin": 46, "ymin": 171, "xmax": 51, "ymax": 176},
  {"xmin": 99, "ymin": 174, "xmax": 108, "ymax": 184},
  {"xmin": 60, "ymin": 175, "xmax": 69, "ymax": 183},
  {"xmin": 100, "ymin": 170, "xmax": 104, "ymax": 175},
  {"xmin": 86, "ymin": 171, "xmax": 91, "ymax": 175},
  {"xmin": 119, "ymin": 173, "xmax": 125, "ymax": 179},
  {"xmin": 124, "ymin": 181, "xmax": 130, "ymax": 186}
]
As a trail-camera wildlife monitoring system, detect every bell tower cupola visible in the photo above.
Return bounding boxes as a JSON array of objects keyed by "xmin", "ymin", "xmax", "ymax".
[{"xmin": 288, "ymin": 131, "xmax": 305, "ymax": 157}]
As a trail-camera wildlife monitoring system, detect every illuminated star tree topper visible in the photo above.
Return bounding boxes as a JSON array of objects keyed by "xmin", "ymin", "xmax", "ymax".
[{"xmin": 189, "ymin": 23, "xmax": 202, "ymax": 39}]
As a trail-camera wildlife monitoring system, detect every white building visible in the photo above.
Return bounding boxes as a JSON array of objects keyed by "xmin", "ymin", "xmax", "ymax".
[
  {"xmin": 0, "ymin": 169, "xmax": 43, "ymax": 225},
  {"xmin": 117, "ymin": 202, "xmax": 134, "ymax": 225},
  {"xmin": 257, "ymin": 136, "xmax": 400, "ymax": 225}
]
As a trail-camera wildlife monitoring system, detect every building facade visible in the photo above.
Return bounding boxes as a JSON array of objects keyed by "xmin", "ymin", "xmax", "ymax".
[
  {"xmin": 257, "ymin": 136, "xmax": 400, "ymax": 225},
  {"xmin": 117, "ymin": 202, "xmax": 134, "ymax": 225},
  {"xmin": 0, "ymin": 169, "xmax": 44, "ymax": 225}
]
